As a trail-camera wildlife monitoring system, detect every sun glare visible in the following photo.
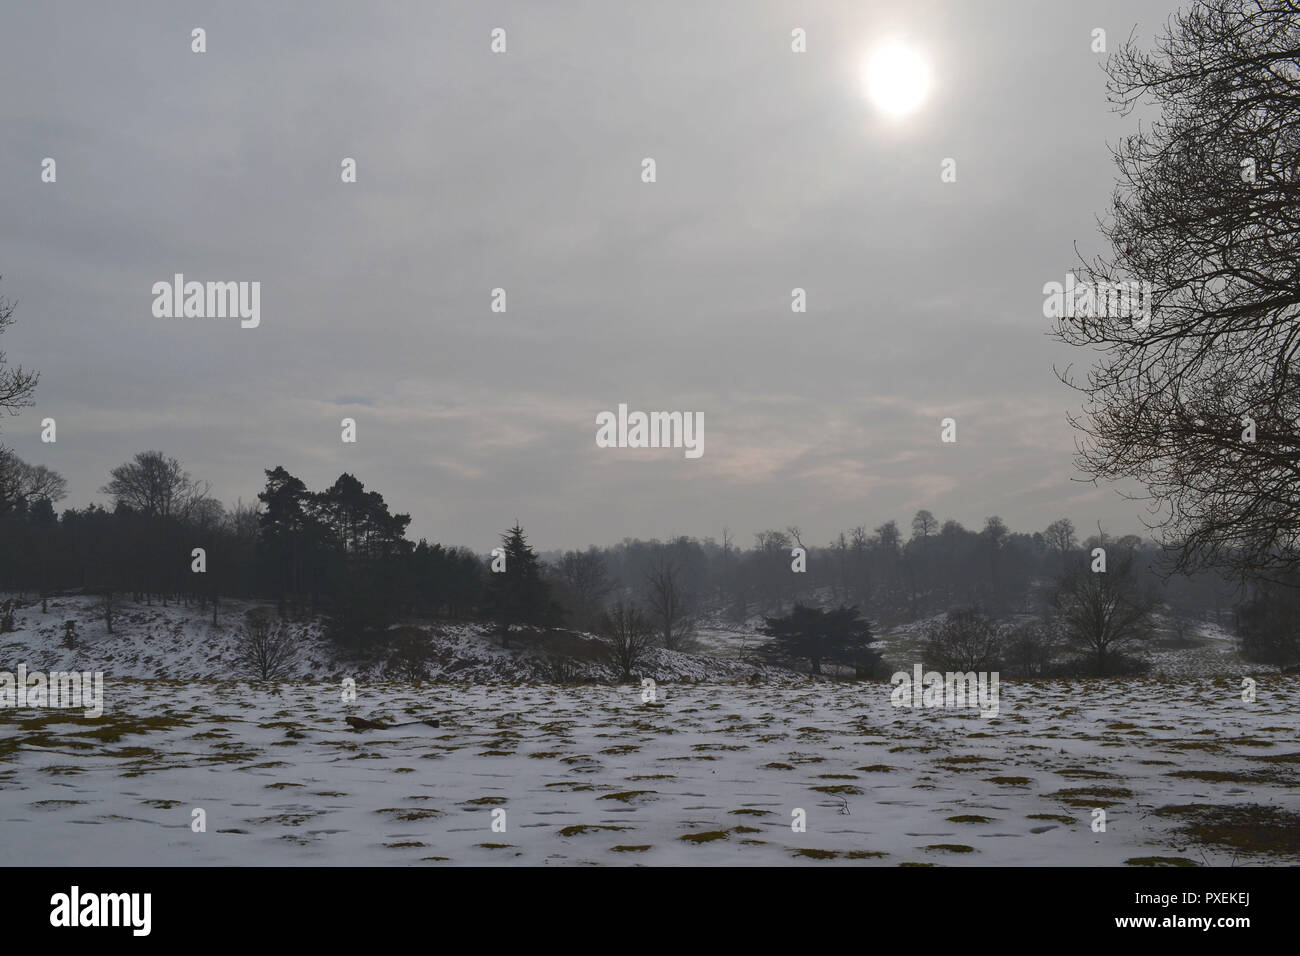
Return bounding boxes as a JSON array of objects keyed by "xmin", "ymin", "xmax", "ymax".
[{"xmin": 863, "ymin": 40, "xmax": 932, "ymax": 118}]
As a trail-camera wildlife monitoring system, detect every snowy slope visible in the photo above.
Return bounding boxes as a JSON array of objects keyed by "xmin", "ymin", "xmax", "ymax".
[{"xmin": 0, "ymin": 594, "xmax": 800, "ymax": 683}]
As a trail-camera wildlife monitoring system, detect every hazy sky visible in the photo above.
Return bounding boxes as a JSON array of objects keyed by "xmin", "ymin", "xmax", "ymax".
[{"xmin": 0, "ymin": 0, "xmax": 1179, "ymax": 551}]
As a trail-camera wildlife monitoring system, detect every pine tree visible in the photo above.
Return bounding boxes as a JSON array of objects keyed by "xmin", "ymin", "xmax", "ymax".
[{"xmin": 485, "ymin": 523, "xmax": 554, "ymax": 643}]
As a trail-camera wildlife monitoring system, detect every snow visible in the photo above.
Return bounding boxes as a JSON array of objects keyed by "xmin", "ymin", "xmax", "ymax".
[
  {"xmin": 2, "ymin": 675, "xmax": 1297, "ymax": 866},
  {"xmin": 0, "ymin": 596, "xmax": 790, "ymax": 684},
  {"xmin": 2, "ymin": 593, "xmax": 1296, "ymax": 866}
]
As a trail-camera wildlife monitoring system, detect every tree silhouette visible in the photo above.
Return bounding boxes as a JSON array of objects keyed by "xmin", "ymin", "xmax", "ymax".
[
  {"xmin": 485, "ymin": 523, "xmax": 554, "ymax": 641},
  {"xmin": 1055, "ymin": 1, "xmax": 1300, "ymax": 581},
  {"xmin": 0, "ymin": 280, "xmax": 37, "ymax": 422},
  {"xmin": 759, "ymin": 603, "xmax": 877, "ymax": 676}
]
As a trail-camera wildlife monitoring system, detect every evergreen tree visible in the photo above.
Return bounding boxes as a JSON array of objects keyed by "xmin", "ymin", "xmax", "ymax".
[
  {"xmin": 485, "ymin": 523, "xmax": 555, "ymax": 641},
  {"xmin": 759, "ymin": 603, "xmax": 877, "ymax": 676},
  {"xmin": 256, "ymin": 466, "xmax": 311, "ymax": 614}
]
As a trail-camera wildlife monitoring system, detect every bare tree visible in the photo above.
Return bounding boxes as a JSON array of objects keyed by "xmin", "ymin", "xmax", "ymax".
[
  {"xmin": 644, "ymin": 553, "xmax": 694, "ymax": 651},
  {"xmin": 0, "ymin": 449, "xmax": 67, "ymax": 516},
  {"xmin": 719, "ymin": 525, "xmax": 734, "ymax": 606},
  {"xmin": 602, "ymin": 599, "xmax": 653, "ymax": 681},
  {"xmin": 1003, "ymin": 620, "xmax": 1056, "ymax": 677},
  {"xmin": 225, "ymin": 499, "xmax": 262, "ymax": 543},
  {"xmin": 911, "ymin": 509, "xmax": 938, "ymax": 540},
  {"xmin": 1054, "ymin": 1, "xmax": 1300, "ymax": 581},
  {"xmin": 0, "ymin": 280, "xmax": 38, "ymax": 421},
  {"xmin": 1043, "ymin": 518, "xmax": 1077, "ymax": 555},
  {"xmin": 1053, "ymin": 551, "xmax": 1156, "ymax": 675},
  {"xmin": 0, "ymin": 284, "xmax": 43, "ymax": 519},
  {"xmin": 101, "ymin": 450, "xmax": 210, "ymax": 520},
  {"xmin": 557, "ymin": 547, "xmax": 610, "ymax": 628},
  {"xmin": 235, "ymin": 609, "xmax": 299, "ymax": 680},
  {"xmin": 754, "ymin": 529, "xmax": 792, "ymax": 552}
]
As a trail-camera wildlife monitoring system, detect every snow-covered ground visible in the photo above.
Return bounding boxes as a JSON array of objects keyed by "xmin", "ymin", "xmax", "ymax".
[
  {"xmin": 0, "ymin": 595, "xmax": 1264, "ymax": 683},
  {"xmin": 2, "ymin": 676, "xmax": 1297, "ymax": 866},
  {"xmin": 3, "ymin": 593, "xmax": 1295, "ymax": 866},
  {"xmin": 0, "ymin": 595, "xmax": 790, "ymax": 683}
]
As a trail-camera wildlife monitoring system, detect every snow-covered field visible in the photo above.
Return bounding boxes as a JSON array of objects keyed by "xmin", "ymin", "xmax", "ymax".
[{"xmin": 2, "ymin": 676, "xmax": 1297, "ymax": 866}]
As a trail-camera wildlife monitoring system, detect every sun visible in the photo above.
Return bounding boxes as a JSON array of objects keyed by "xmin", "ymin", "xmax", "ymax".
[{"xmin": 862, "ymin": 40, "xmax": 932, "ymax": 117}]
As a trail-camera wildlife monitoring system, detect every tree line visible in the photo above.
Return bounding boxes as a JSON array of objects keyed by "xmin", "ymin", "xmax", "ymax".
[{"xmin": 4, "ymin": 445, "xmax": 1280, "ymax": 675}]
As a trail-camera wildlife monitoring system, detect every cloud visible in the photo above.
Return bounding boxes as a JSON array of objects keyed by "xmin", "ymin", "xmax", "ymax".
[{"xmin": 0, "ymin": 0, "xmax": 1174, "ymax": 550}]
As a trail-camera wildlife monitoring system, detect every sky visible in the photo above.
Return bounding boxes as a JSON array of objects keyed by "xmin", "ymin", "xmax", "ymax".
[{"xmin": 0, "ymin": 0, "xmax": 1181, "ymax": 552}]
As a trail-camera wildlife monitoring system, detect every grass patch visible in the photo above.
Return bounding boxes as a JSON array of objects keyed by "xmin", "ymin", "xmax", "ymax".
[
  {"xmin": 598, "ymin": 790, "xmax": 656, "ymax": 803},
  {"xmin": 1251, "ymin": 751, "xmax": 1300, "ymax": 764},
  {"xmin": 1165, "ymin": 770, "xmax": 1282, "ymax": 785},
  {"xmin": 1125, "ymin": 856, "xmax": 1199, "ymax": 867},
  {"xmin": 792, "ymin": 848, "xmax": 838, "ymax": 860},
  {"xmin": 557, "ymin": 824, "xmax": 630, "ymax": 837},
  {"xmin": 1046, "ymin": 786, "xmax": 1133, "ymax": 808},
  {"xmin": 375, "ymin": 807, "xmax": 442, "ymax": 822},
  {"xmin": 1152, "ymin": 803, "xmax": 1300, "ymax": 858},
  {"xmin": 1056, "ymin": 768, "xmax": 1117, "ymax": 779}
]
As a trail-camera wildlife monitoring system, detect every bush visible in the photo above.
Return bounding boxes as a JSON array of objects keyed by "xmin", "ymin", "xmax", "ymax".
[
  {"xmin": 538, "ymin": 655, "xmax": 590, "ymax": 683},
  {"xmin": 1054, "ymin": 651, "xmax": 1151, "ymax": 678},
  {"xmin": 383, "ymin": 628, "xmax": 436, "ymax": 681},
  {"xmin": 1001, "ymin": 620, "xmax": 1055, "ymax": 677},
  {"xmin": 921, "ymin": 607, "xmax": 1003, "ymax": 672}
]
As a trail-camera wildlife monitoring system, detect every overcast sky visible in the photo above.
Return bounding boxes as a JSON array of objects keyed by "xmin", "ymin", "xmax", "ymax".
[{"xmin": 0, "ymin": 0, "xmax": 1179, "ymax": 551}]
